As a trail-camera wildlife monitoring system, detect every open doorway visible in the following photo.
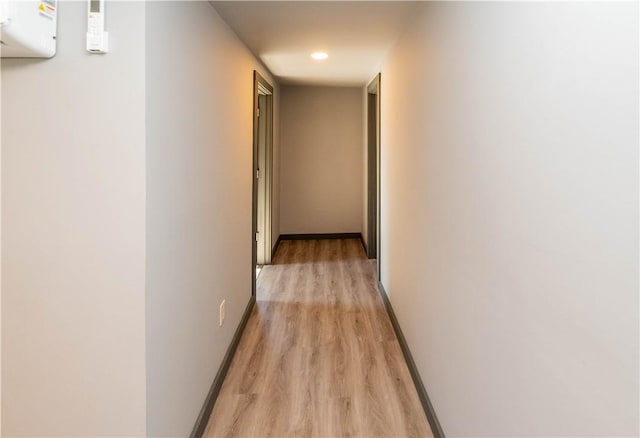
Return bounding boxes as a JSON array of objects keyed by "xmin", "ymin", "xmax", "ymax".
[
  {"xmin": 252, "ymin": 71, "xmax": 274, "ymax": 295},
  {"xmin": 367, "ymin": 74, "xmax": 381, "ymax": 279}
]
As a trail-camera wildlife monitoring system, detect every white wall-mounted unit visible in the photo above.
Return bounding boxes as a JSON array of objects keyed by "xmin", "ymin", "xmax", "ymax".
[{"xmin": 0, "ymin": 0, "xmax": 57, "ymax": 58}]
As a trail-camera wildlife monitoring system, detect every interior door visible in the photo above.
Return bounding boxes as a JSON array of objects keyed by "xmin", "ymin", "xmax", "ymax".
[{"xmin": 257, "ymin": 94, "xmax": 267, "ymax": 265}]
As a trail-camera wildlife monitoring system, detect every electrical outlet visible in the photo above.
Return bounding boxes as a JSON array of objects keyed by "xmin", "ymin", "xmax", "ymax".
[{"xmin": 219, "ymin": 300, "xmax": 225, "ymax": 327}]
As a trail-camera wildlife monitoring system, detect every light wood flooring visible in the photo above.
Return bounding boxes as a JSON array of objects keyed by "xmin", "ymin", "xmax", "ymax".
[{"xmin": 204, "ymin": 239, "xmax": 433, "ymax": 437}]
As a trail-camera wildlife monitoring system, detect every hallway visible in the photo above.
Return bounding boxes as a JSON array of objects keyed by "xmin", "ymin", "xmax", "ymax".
[
  {"xmin": 204, "ymin": 239, "xmax": 432, "ymax": 437},
  {"xmin": 1, "ymin": 1, "xmax": 637, "ymax": 436}
]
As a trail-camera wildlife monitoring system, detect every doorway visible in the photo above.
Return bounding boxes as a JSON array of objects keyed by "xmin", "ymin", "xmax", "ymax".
[
  {"xmin": 367, "ymin": 73, "xmax": 381, "ymax": 279},
  {"xmin": 252, "ymin": 71, "xmax": 274, "ymax": 295}
]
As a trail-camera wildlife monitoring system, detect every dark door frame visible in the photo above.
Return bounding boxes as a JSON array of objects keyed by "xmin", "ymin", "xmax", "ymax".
[
  {"xmin": 367, "ymin": 73, "xmax": 381, "ymax": 280},
  {"xmin": 252, "ymin": 71, "xmax": 274, "ymax": 297}
]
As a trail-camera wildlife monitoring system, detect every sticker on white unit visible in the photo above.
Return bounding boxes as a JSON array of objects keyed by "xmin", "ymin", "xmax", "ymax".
[{"xmin": 0, "ymin": 0, "xmax": 58, "ymax": 58}]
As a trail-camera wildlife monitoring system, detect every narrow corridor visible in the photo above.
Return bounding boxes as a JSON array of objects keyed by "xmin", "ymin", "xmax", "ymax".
[{"xmin": 204, "ymin": 239, "xmax": 433, "ymax": 437}]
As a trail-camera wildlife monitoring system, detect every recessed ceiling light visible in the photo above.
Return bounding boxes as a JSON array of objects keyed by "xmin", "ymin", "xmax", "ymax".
[{"xmin": 311, "ymin": 52, "xmax": 328, "ymax": 60}]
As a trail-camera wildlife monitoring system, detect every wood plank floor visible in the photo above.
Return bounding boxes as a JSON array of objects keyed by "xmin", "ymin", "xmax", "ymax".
[{"xmin": 204, "ymin": 239, "xmax": 433, "ymax": 437}]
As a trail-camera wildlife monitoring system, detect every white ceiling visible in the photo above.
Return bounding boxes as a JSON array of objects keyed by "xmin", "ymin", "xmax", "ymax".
[{"xmin": 211, "ymin": 1, "xmax": 419, "ymax": 86}]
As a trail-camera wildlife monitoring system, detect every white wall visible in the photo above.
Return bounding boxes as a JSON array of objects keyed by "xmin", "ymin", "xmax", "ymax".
[
  {"xmin": 280, "ymin": 86, "xmax": 362, "ymax": 234},
  {"xmin": 1, "ymin": 2, "xmax": 147, "ymax": 436},
  {"xmin": 145, "ymin": 3, "xmax": 278, "ymax": 435},
  {"xmin": 0, "ymin": 46, "xmax": 3, "ymax": 438},
  {"xmin": 380, "ymin": 2, "xmax": 638, "ymax": 436}
]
